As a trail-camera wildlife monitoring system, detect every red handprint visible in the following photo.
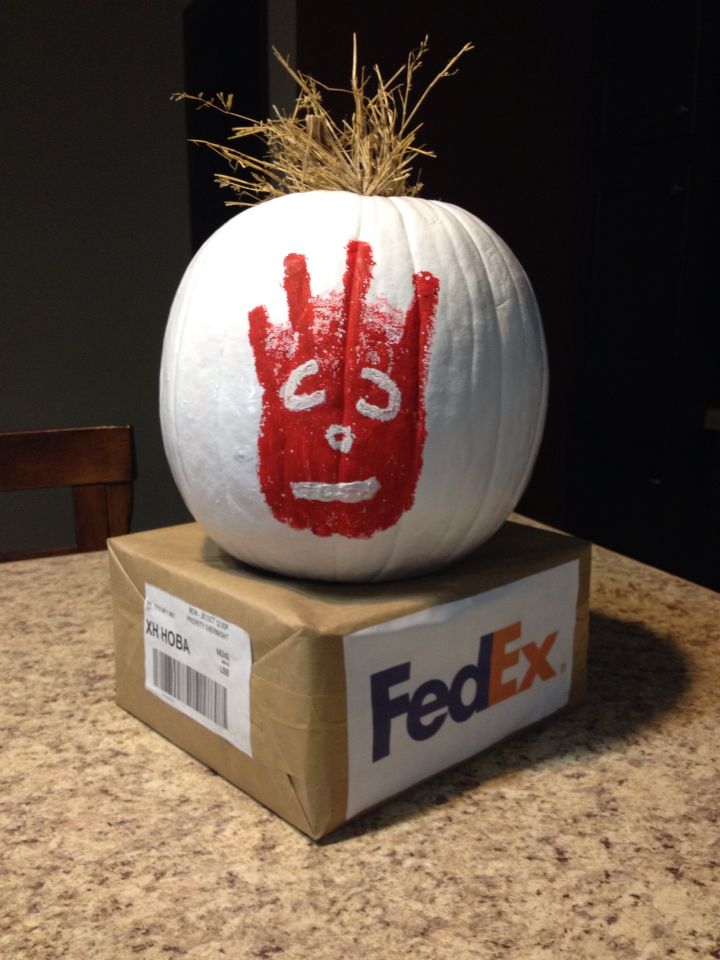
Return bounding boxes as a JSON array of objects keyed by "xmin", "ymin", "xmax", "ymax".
[{"xmin": 248, "ymin": 240, "xmax": 439, "ymax": 539}]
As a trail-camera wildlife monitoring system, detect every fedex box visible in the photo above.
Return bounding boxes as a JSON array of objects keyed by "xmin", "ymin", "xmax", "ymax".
[{"xmin": 109, "ymin": 522, "xmax": 590, "ymax": 840}]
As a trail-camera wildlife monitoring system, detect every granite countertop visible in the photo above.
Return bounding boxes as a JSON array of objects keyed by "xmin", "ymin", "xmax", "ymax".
[{"xmin": 1, "ymin": 535, "xmax": 719, "ymax": 959}]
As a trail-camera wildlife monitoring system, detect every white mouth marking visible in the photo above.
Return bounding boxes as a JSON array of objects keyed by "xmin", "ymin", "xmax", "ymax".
[{"xmin": 290, "ymin": 477, "xmax": 380, "ymax": 503}]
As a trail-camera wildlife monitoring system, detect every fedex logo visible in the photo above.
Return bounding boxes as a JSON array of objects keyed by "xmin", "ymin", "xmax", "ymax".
[
  {"xmin": 343, "ymin": 560, "xmax": 579, "ymax": 819},
  {"xmin": 370, "ymin": 622, "xmax": 558, "ymax": 761}
]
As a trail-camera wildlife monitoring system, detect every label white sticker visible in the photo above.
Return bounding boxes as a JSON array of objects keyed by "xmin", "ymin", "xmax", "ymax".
[
  {"xmin": 144, "ymin": 584, "xmax": 252, "ymax": 756},
  {"xmin": 343, "ymin": 560, "xmax": 580, "ymax": 818}
]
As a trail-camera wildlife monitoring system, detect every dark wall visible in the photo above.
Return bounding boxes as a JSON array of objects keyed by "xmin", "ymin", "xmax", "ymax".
[{"xmin": 0, "ymin": 0, "xmax": 193, "ymax": 553}]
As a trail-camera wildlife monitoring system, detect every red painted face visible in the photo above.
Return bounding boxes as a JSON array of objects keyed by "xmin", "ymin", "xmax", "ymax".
[{"xmin": 248, "ymin": 240, "xmax": 439, "ymax": 539}]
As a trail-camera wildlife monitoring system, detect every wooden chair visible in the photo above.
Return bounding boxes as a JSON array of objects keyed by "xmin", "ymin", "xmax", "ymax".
[{"xmin": 0, "ymin": 425, "xmax": 134, "ymax": 561}]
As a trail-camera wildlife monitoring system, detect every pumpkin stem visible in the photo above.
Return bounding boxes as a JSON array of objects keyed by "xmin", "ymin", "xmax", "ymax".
[{"xmin": 172, "ymin": 37, "xmax": 473, "ymax": 205}]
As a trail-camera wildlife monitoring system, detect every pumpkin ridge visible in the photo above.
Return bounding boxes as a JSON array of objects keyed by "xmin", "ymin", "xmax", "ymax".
[
  {"xmin": 381, "ymin": 195, "xmax": 436, "ymax": 572},
  {"xmin": 445, "ymin": 204, "xmax": 507, "ymax": 542},
  {"xmin": 388, "ymin": 195, "xmax": 472, "ymax": 563},
  {"xmin": 487, "ymin": 229, "xmax": 546, "ymax": 511},
  {"xmin": 463, "ymin": 211, "xmax": 547, "ymax": 514},
  {"xmin": 429, "ymin": 200, "xmax": 504, "ymax": 554},
  {"xmin": 358, "ymin": 195, "xmax": 413, "ymax": 575},
  {"xmin": 440, "ymin": 202, "xmax": 547, "ymax": 536}
]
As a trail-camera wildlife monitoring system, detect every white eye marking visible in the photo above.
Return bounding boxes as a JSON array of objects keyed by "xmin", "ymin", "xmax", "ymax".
[
  {"xmin": 356, "ymin": 367, "xmax": 401, "ymax": 422},
  {"xmin": 280, "ymin": 358, "xmax": 325, "ymax": 411},
  {"xmin": 325, "ymin": 424, "xmax": 354, "ymax": 453}
]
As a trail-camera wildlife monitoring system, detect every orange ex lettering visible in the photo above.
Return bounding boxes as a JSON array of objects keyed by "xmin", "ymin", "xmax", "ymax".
[{"xmin": 370, "ymin": 622, "xmax": 558, "ymax": 761}]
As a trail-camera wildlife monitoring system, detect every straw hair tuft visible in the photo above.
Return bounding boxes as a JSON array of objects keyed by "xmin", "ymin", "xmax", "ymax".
[{"xmin": 172, "ymin": 37, "xmax": 473, "ymax": 206}]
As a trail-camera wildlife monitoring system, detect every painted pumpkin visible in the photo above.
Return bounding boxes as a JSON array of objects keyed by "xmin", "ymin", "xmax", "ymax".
[{"xmin": 160, "ymin": 188, "xmax": 547, "ymax": 581}]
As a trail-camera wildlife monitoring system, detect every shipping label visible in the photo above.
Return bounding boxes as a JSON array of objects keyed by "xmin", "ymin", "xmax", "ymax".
[{"xmin": 144, "ymin": 584, "xmax": 253, "ymax": 756}]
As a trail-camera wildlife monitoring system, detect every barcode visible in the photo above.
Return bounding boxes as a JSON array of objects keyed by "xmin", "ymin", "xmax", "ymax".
[{"xmin": 152, "ymin": 648, "xmax": 228, "ymax": 729}]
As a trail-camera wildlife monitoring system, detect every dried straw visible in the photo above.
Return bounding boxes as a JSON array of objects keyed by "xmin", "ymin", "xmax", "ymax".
[{"xmin": 172, "ymin": 37, "xmax": 473, "ymax": 205}]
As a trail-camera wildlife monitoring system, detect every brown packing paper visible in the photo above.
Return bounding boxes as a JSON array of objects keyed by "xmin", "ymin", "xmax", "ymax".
[{"xmin": 109, "ymin": 521, "xmax": 591, "ymax": 839}]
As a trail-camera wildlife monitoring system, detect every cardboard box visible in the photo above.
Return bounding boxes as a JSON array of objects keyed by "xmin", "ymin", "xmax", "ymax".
[{"xmin": 109, "ymin": 521, "xmax": 590, "ymax": 840}]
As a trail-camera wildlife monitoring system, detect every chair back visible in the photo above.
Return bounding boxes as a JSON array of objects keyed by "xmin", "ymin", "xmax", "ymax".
[{"xmin": 0, "ymin": 425, "xmax": 134, "ymax": 561}]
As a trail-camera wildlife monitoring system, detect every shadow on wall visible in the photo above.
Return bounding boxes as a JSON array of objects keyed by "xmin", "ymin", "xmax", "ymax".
[{"xmin": 325, "ymin": 612, "xmax": 689, "ymax": 843}]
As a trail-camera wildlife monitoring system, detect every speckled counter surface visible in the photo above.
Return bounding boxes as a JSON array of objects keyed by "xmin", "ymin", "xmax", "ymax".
[{"xmin": 1, "ymin": 536, "xmax": 719, "ymax": 960}]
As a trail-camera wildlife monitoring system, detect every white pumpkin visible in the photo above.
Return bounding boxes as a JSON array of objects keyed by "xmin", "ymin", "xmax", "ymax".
[{"xmin": 160, "ymin": 189, "xmax": 547, "ymax": 581}]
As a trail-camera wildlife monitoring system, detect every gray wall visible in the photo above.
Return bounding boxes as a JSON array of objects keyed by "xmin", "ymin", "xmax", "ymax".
[{"xmin": 0, "ymin": 0, "xmax": 194, "ymax": 551}]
